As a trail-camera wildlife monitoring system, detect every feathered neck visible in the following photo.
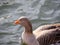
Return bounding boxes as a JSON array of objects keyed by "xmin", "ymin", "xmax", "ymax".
[{"xmin": 24, "ymin": 20, "xmax": 33, "ymax": 34}]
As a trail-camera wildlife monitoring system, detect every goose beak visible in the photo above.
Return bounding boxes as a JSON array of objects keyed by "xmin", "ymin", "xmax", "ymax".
[{"xmin": 14, "ymin": 20, "xmax": 20, "ymax": 25}]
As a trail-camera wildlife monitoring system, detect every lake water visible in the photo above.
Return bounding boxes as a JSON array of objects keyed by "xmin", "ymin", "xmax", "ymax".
[{"xmin": 0, "ymin": 0, "xmax": 60, "ymax": 45}]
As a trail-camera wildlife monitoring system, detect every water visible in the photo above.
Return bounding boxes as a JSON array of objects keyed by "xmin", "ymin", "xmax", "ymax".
[{"xmin": 0, "ymin": 0, "xmax": 60, "ymax": 45}]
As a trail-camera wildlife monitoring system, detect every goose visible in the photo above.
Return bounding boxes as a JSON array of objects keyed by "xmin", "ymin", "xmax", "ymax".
[{"xmin": 14, "ymin": 16, "xmax": 60, "ymax": 45}]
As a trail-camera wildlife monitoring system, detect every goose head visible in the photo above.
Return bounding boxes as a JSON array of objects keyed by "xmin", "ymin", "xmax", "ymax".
[
  {"xmin": 14, "ymin": 16, "xmax": 32, "ymax": 33},
  {"xmin": 14, "ymin": 16, "xmax": 31, "ymax": 26}
]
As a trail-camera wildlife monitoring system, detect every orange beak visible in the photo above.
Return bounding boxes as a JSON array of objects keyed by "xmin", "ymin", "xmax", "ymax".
[{"xmin": 14, "ymin": 20, "xmax": 20, "ymax": 25}]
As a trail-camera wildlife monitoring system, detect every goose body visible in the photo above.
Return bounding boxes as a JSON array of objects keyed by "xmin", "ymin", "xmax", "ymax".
[
  {"xmin": 33, "ymin": 24, "xmax": 60, "ymax": 45},
  {"xmin": 14, "ymin": 16, "xmax": 60, "ymax": 45},
  {"xmin": 22, "ymin": 32, "xmax": 39, "ymax": 45}
]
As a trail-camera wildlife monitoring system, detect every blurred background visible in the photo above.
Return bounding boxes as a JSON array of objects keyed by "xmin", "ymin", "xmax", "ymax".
[{"xmin": 0, "ymin": 0, "xmax": 60, "ymax": 45}]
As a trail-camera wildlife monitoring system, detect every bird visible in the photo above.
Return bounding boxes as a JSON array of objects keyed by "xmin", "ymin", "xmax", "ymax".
[{"xmin": 14, "ymin": 16, "xmax": 60, "ymax": 45}]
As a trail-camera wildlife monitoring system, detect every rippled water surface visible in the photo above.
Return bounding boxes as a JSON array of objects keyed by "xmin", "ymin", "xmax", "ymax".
[{"xmin": 0, "ymin": 0, "xmax": 60, "ymax": 45}]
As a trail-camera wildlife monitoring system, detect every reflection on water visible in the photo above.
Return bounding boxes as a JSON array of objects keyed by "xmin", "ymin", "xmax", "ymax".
[{"xmin": 0, "ymin": 0, "xmax": 60, "ymax": 45}]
